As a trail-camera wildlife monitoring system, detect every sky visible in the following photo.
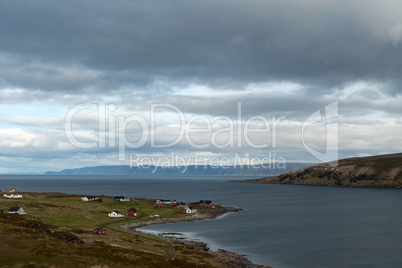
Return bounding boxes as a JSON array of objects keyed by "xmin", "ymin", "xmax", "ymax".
[{"xmin": 0, "ymin": 0, "xmax": 401, "ymax": 174}]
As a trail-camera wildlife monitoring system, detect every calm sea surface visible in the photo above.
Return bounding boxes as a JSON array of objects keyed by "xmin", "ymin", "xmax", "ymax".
[{"xmin": 1, "ymin": 175, "xmax": 402, "ymax": 268}]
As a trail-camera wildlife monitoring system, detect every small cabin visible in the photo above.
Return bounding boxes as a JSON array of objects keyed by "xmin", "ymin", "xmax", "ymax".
[
  {"xmin": 81, "ymin": 196, "xmax": 98, "ymax": 202},
  {"xmin": 92, "ymin": 228, "xmax": 107, "ymax": 235},
  {"xmin": 186, "ymin": 207, "xmax": 197, "ymax": 214},
  {"xmin": 114, "ymin": 196, "xmax": 130, "ymax": 202},
  {"xmin": 3, "ymin": 194, "xmax": 23, "ymax": 199},
  {"xmin": 108, "ymin": 210, "xmax": 124, "ymax": 217},
  {"xmin": 126, "ymin": 208, "xmax": 137, "ymax": 217},
  {"xmin": 153, "ymin": 204, "xmax": 163, "ymax": 209},
  {"xmin": 8, "ymin": 206, "xmax": 26, "ymax": 215},
  {"xmin": 156, "ymin": 199, "xmax": 177, "ymax": 205}
]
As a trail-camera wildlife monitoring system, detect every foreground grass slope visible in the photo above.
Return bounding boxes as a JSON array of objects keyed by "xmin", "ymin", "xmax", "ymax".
[
  {"xmin": 0, "ymin": 192, "xmax": 228, "ymax": 268},
  {"xmin": 243, "ymin": 153, "xmax": 402, "ymax": 188}
]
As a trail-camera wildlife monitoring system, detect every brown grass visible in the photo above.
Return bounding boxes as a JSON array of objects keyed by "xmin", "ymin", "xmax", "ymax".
[{"xmin": 0, "ymin": 193, "xmax": 229, "ymax": 268}]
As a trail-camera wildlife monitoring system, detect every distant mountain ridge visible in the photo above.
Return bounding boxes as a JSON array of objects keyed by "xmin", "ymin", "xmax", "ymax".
[
  {"xmin": 44, "ymin": 163, "xmax": 314, "ymax": 176},
  {"xmin": 238, "ymin": 153, "xmax": 402, "ymax": 188}
]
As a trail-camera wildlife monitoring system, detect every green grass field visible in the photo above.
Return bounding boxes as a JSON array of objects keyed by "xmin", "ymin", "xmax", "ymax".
[{"xmin": 0, "ymin": 192, "xmax": 225, "ymax": 268}]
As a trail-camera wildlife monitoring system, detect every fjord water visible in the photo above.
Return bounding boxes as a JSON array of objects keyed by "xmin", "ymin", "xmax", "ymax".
[{"xmin": 1, "ymin": 175, "xmax": 402, "ymax": 267}]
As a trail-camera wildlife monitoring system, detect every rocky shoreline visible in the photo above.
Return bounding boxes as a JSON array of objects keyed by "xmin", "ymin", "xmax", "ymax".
[
  {"xmin": 121, "ymin": 206, "xmax": 241, "ymax": 230},
  {"xmin": 122, "ymin": 206, "xmax": 270, "ymax": 268}
]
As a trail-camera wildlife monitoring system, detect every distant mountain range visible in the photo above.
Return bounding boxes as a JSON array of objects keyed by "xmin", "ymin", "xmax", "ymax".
[
  {"xmin": 44, "ymin": 163, "xmax": 314, "ymax": 176},
  {"xmin": 237, "ymin": 153, "xmax": 402, "ymax": 188}
]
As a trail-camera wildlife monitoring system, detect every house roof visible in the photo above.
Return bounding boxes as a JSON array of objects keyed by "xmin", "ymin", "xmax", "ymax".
[
  {"xmin": 93, "ymin": 228, "xmax": 105, "ymax": 232},
  {"xmin": 9, "ymin": 206, "xmax": 21, "ymax": 212},
  {"xmin": 128, "ymin": 208, "xmax": 137, "ymax": 211}
]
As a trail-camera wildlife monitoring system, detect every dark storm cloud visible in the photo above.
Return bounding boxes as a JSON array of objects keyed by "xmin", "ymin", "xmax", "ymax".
[
  {"xmin": 1, "ymin": 0, "xmax": 402, "ymax": 173},
  {"xmin": 1, "ymin": 0, "xmax": 402, "ymax": 94}
]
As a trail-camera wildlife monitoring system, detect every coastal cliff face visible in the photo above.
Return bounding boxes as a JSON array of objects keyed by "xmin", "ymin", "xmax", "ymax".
[{"xmin": 242, "ymin": 153, "xmax": 402, "ymax": 188}]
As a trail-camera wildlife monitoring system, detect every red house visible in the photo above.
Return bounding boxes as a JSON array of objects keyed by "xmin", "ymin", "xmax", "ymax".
[
  {"xmin": 126, "ymin": 208, "xmax": 137, "ymax": 217},
  {"xmin": 153, "ymin": 204, "xmax": 163, "ymax": 209},
  {"xmin": 178, "ymin": 211, "xmax": 185, "ymax": 214},
  {"xmin": 92, "ymin": 228, "xmax": 107, "ymax": 235},
  {"xmin": 170, "ymin": 204, "xmax": 177, "ymax": 208}
]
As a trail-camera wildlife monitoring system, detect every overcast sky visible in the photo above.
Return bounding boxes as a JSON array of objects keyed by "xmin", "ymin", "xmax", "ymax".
[{"xmin": 0, "ymin": 0, "xmax": 401, "ymax": 173}]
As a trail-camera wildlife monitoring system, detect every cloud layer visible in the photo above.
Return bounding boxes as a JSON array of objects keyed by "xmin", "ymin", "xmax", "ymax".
[{"xmin": 0, "ymin": 0, "xmax": 401, "ymax": 173}]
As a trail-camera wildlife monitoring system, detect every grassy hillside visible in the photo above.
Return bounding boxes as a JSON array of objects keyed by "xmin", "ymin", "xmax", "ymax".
[
  {"xmin": 0, "ymin": 192, "xmax": 233, "ymax": 268},
  {"xmin": 242, "ymin": 153, "xmax": 402, "ymax": 188}
]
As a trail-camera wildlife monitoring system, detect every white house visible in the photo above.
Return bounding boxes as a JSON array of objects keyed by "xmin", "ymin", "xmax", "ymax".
[
  {"xmin": 156, "ymin": 199, "xmax": 177, "ymax": 204},
  {"xmin": 81, "ymin": 196, "xmax": 98, "ymax": 202},
  {"xmin": 108, "ymin": 210, "xmax": 125, "ymax": 217},
  {"xmin": 3, "ymin": 194, "xmax": 22, "ymax": 198},
  {"xmin": 186, "ymin": 208, "xmax": 197, "ymax": 214},
  {"xmin": 8, "ymin": 206, "xmax": 26, "ymax": 215},
  {"xmin": 114, "ymin": 196, "xmax": 130, "ymax": 202}
]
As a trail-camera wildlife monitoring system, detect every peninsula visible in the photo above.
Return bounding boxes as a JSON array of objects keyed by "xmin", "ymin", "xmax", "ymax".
[{"xmin": 235, "ymin": 153, "xmax": 402, "ymax": 188}]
